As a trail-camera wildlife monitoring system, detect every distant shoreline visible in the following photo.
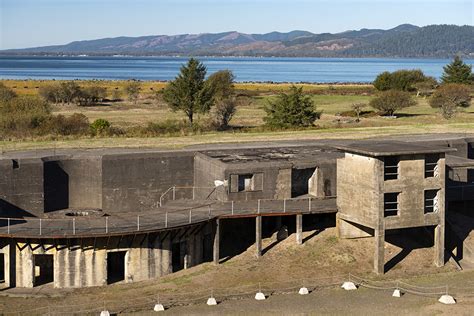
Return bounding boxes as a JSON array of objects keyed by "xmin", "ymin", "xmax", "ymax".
[{"xmin": 1, "ymin": 54, "xmax": 473, "ymax": 60}]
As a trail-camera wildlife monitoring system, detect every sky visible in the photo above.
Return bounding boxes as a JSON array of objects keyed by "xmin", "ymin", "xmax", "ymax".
[{"xmin": 0, "ymin": 0, "xmax": 473, "ymax": 49}]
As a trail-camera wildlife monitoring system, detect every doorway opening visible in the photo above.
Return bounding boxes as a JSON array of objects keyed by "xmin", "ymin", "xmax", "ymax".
[
  {"xmin": 34, "ymin": 254, "xmax": 54, "ymax": 286},
  {"xmin": 107, "ymin": 251, "xmax": 126, "ymax": 284},
  {"xmin": 172, "ymin": 241, "xmax": 186, "ymax": 272}
]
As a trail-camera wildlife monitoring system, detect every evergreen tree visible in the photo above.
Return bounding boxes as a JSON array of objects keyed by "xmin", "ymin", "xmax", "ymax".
[
  {"xmin": 441, "ymin": 56, "xmax": 474, "ymax": 84},
  {"xmin": 264, "ymin": 85, "xmax": 320, "ymax": 127},
  {"xmin": 163, "ymin": 58, "xmax": 214, "ymax": 125}
]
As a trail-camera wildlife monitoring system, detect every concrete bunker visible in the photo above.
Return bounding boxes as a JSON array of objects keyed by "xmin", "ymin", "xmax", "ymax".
[{"xmin": 34, "ymin": 254, "xmax": 53, "ymax": 286}]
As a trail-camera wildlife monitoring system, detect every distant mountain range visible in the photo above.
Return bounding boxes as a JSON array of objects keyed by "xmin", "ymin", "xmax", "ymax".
[{"xmin": 2, "ymin": 24, "xmax": 473, "ymax": 58}]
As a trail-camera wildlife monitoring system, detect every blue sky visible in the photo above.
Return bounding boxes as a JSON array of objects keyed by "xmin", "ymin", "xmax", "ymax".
[{"xmin": 0, "ymin": 0, "xmax": 473, "ymax": 49}]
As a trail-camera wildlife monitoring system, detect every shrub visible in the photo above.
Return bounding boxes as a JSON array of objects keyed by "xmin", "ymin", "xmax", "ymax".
[
  {"xmin": 369, "ymin": 90, "xmax": 416, "ymax": 116},
  {"xmin": 59, "ymin": 81, "xmax": 82, "ymax": 104},
  {"xmin": 0, "ymin": 96, "xmax": 51, "ymax": 133},
  {"xmin": 124, "ymin": 81, "xmax": 141, "ymax": 103},
  {"xmin": 373, "ymin": 69, "xmax": 432, "ymax": 92},
  {"xmin": 429, "ymin": 83, "xmax": 472, "ymax": 119},
  {"xmin": 351, "ymin": 103, "xmax": 366, "ymax": 122},
  {"xmin": 40, "ymin": 113, "xmax": 90, "ymax": 136},
  {"xmin": 77, "ymin": 85, "xmax": 107, "ymax": 106},
  {"xmin": 212, "ymin": 97, "xmax": 238, "ymax": 130},
  {"xmin": 90, "ymin": 118, "xmax": 111, "ymax": 135},
  {"xmin": 264, "ymin": 85, "xmax": 321, "ymax": 128},
  {"xmin": 0, "ymin": 83, "xmax": 17, "ymax": 102}
]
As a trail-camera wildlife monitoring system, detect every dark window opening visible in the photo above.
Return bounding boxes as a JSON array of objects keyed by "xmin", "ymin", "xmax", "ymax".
[
  {"xmin": 384, "ymin": 157, "xmax": 399, "ymax": 181},
  {"xmin": 384, "ymin": 193, "xmax": 399, "ymax": 217},
  {"xmin": 0, "ymin": 254, "xmax": 4, "ymax": 283},
  {"xmin": 107, "ymin": 251, "xmax": 126, "ymax": 284},
  {"xmin": 236, "ymin": 173, "xmax": 263, "ymax": 192},
  {"xmin": 424, "ymin": 190, "xmax": 439, "ymax": 214},
  {"xmin": 425, "ymin": 154, "xmax": 440, "ymax": 178},
  {"xmin": 172, "ymin": 241, "xmax": 186, "ymax": 272},
  {"xmin": 324, "ymin": 179, "xmax": 332, "ymax": 197},
  {"xmin": 34, "ymin": 254, "xmax": 54, "ymax": 286},
  {"xmin": 291, "ymin": 168, "xmax": 316, "ymax": 198},
  {"xmin": 12, "ymin": 160, "xmax": 19, "ymax": 169}
]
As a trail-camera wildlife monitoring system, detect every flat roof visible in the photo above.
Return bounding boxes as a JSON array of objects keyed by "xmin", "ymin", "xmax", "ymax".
[
  {"xmin": 199, "ymin": 146, "xmax": 342, "ymax": 165},
  {"xmin": 335, "ymin": 141, "xmax": 457, "ymax": 157},
  {"xmin": 446, "ymin": 155, "xmax": 474, "ymax": 168}
]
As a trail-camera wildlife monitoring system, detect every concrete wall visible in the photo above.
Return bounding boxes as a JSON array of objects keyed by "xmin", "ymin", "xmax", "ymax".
[
  {"xmin": 225, "ymin": 164, "xmax": 292, "ymax": 201},
  {"xmin": 8, "ymin": 223, "xmax": 210, "ymax": 288},
  {"xmin": 194, "ymin": 154, "xmax": 227, "ymax": 200},
  {"xmin": 337, "ymin": 153, "xmax": 446, "ymax": 233},
  {"xmin": 383, "ymin": 154, "xmax": 445, "ymax": 230},
  {"xmin": 337, "ymin": 153, "xmax": 380, "ymax": 231},
  {"xmin": 101, "ymin": 152, "xmax": 195, "ymax": 213},
  {"xmin": 0, "ymin": 158, "xmax": 44, "ymax": 217},
  {"xmin": 61, "ymin": 157, "xmax": 103, "ymax": 210}
]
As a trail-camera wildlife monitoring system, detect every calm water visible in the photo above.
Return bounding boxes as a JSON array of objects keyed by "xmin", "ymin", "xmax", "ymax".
[{"xmin": 0, "ymin": 56, "xmax": 472, "ymax": 83}]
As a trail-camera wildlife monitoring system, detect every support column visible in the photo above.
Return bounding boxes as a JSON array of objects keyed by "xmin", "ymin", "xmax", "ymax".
[
  {"xmin": 213, "ymin": 219, "xmax": 220, "ymax": 265},
  {"xmin": 374, "ymin": 227, "xmax": 385, "ymax": 274},
  {"xmin": 434, "ymin": 224, "xmax": 445, "ymax": 267},
  {"xmin": 256, "ymin": 216, "xmax": 262, "ymax": 258},
  {"xmin": 296, "ymin": 214, "xmax": 303, "ymax": 245}
]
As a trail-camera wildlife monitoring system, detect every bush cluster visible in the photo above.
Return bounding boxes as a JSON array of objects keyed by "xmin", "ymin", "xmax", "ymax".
[
  {"xmin": 39, "ymin": 81, "xmax": 107, "ymax": 106},
  {"xmin": 373, "ymin": 69, "xmax": 435, "ymax": 92}
]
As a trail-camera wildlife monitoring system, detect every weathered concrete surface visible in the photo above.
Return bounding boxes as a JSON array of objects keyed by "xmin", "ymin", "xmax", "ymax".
[
  {"xmin": 337, "ymin": 148, "xmax": 448, "ymax": 274},
  {"xmin": 6, "ymin": 223, "xmax": 209, "ymax": 288},
  {"xmin": 101, "ymin": 152, "xmax": 195, "ymax": 213},
  {"xmin": 0, "ymin": 158, "xmax": 44, "ymax": 217}
]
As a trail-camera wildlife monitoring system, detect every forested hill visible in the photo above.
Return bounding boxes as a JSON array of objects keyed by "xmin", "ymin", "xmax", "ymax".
[{"xmin": 2, "ymin": 24, "xmax": 473, "ymax": 58}]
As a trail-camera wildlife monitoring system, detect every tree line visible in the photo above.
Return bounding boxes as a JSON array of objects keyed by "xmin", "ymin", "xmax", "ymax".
[{"xmin": 370, "ymin": 56, "xmax": 473, "ymax": 119}]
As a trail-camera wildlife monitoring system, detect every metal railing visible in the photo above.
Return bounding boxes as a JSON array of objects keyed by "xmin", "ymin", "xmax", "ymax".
[
  {"xmin": 0, "ymin": 196, "xmax": 336, "ymax": 238},
  {"xmin": 159, "ymin": 186, "xmax": 226, "ymax": 207}
]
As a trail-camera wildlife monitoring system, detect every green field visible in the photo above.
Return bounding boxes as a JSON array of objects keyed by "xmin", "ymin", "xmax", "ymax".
[{"xmin": 1, "ymin": 79, "xmax": 473, "ymax": 152}]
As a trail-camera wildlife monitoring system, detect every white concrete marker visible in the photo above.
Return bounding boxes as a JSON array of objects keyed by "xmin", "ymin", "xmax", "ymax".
[
  {"xmin": 153, "ymin": 304, "xmax": 165, "ymax": 311},
  {"xmin": 207, "ymin": 297, "xmax": 217, "ymax": 306},
  {"xmin": 255, "ymin": 291, "xmax": 266, "ymax": 300},
  {"xmin": 438, "ymin": 294, "xmax": 456, "ymax": 305},
  {"xmin": 100, "ymin": 311, "xmax": 110, "ymax": 316},
  {"xmin": 298, "ymin": 287, "xmax": 309, "ymax": 295},
  {"xmin": 341, "ymin": 282, "xmax": 357, "ymax": 290},
  {"xmin": 392, "ymin": 289, "xmax": 402, "ymax": 298}
]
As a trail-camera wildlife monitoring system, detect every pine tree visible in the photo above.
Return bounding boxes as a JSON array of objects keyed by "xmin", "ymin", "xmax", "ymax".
[
  {"xmin": 441, "ymin": 56, "xmax": 474, "ymax": 84},
  {"xmin": 163, "ymin": 58, "xmax": 214, "ymax": 125}
]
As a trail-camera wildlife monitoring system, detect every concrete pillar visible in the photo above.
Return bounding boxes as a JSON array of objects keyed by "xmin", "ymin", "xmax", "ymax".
[
  {"xmin": 256, "ymin": 216, "xmax": 262, "ymax": 258},
  {"xmin": 374, "ymin": 227, "xmax": 385, "ymax": 274},
  {"xmin": 1, "ymin": 242, "xmax": 11, "ymax": 288},
  {"xmin": 161, "ymin": 235, "xmax": 172, "ymax": 275},
  {"xmin": 213, "ymin": 219, "xmax": 220, "ymax": 265},
  {"xmin": 434, "ymin": 224, "xmax": 445, "ymax": 267},
  {"xmin": 296, "ymin": 214, "xmax": 303, "ymax": 245}
]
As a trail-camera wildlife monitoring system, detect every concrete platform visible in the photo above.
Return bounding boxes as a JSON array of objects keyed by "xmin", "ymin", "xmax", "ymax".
[{"xmin": 0, "ymin": 197, "xmax": 336, "ymax": 238}]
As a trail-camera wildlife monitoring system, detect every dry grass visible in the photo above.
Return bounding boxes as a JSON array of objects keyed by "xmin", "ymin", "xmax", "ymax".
[
  {"xmin": 1, "ymin": 79, "xmax": 473, "ymax": 151},
  {"xmin": 0, "ymin": 227, "xmax": 463, "ymax": 314}
]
